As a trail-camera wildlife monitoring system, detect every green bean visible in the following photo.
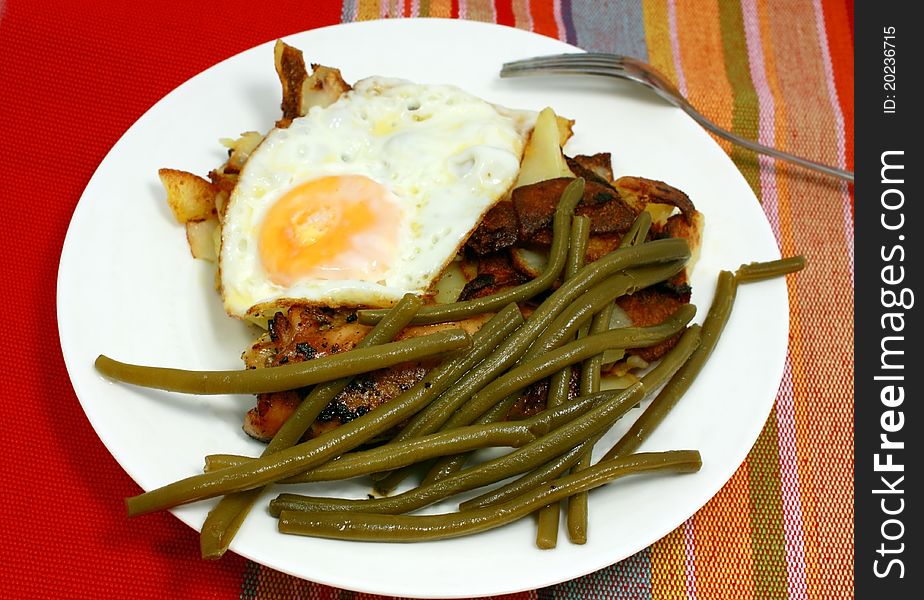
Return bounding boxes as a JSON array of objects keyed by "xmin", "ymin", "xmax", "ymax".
[
  {"xmin": 461, "ymin": 439, "xmax": 591, "ymax": 511},
  {"xmin": 603, "ymin": 272, "xmax": 737, "ymax": 460},
  {"xmin": 417, "ymin": 392, "xmax": 523, "ymax": 486},
  {"xmin": 434, "ymin": 238, "xmax": 690, "ymax": 430},
  {"xmin": 371, "ymin": 205, "xmax": 603, "ymax": 503},
  {"xmin": 460, "ymin": 325, "xmax": 702, "ymax": 511},
  {"xmin": 619, "ymin": 211, "xmax": 653, "ymax": 249},
  {"xmin": 159, "ymin": 306, "xmax": 518, "ymax": 520},
  {"xmin": 380, "ymin": 332, "xmax": 523, "ymax": 446},
  {"xmin": 277, "ymin": 451, "xmax": 701, "ymax": 542},
  {"xmin": 269, "ymin": 384, "xmax": 645, "ymax": 517},
  {"xmin": 446, "ymin": 304, "xmax": 695, "ymax": 427},
  {"xmin": 198, "ymin": 294, "xmax": 423, "ymax": 559},
  {"xmin": 565, "ymin": 298, "xmax": 613, "ymax": 544},
  {"xmin": 524, "ymin": 261, "xmax": 686, "ymax": 363},
  {"xmin": 367, "ymin": 305, "xmax": 525, "ymax": 493},
  {"xmin": 735, "ymin": 255, "xmax": 805, "ymax": 283},
  {"xmin": 210, "ymin": 392, "xmax": 606, "ymax": 483},
  {"xmin": 358, "ymin": 178, "xmax": 586, "ymax": 325},
  {"xmin": 420, "ymin": 301, "xmax": 694, "ymax": 487},
  {"xmin": 306, "ymin": 392, "xmax": 596, "ymax": 483},
  {"xmin": 601, "ymin": 257, "xmax": 805, "ymax": 460},
  {"xmin": 633, "ymin": 324, "xmax": 703, "ymax": 390},
  {"xmin": 536, "ymin": 215, "xmax": 589, "ymax": 549},
  {"xmin": 209, "ymin": 310, "xmax": 516, "ymax": 491},
  {"xmin": 376, "ymin": 235, "xmax": 689, "ymax": 493},
  {"xmin": 565, "ymin": 216, "xmax": 592, "ymax": 279},
  {"xmin": 97, "ymin": 329, "xmax": 470, "ymax": 395},
  {"xmin": 582, "ymin": 304, "xmax": 615, "ymax": 394}
]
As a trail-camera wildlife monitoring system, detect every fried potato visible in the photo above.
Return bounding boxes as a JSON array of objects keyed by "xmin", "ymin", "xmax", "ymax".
[
  {"xmin": 515, "ymin": 107, "xmax": 574, "ymax": 188},
  {"xmin": 556, "ymin": 115, "xmax": 575, "ymax": 147},
  {"xmin": 220, "ymin": 131, "xmax": 264, "ymax": 173},
  {"xmin": 214, "ymin": 189, "xmax": 230, "ymax": 223},
  {"xmin": 274, "ymin": 40, "xmax": 309, "ymax": 127},
  {"xmin": 431, "ymin": 260, "xmax": 467, "ymax": 304},
  {"xmin": 159, "ymin": 168, "xmax": 218, "ymax": 223},
  {"xmin": 665, "ymin": 210, "xmax": 705, "ymax": 276},
  {"xmin": 612, "ymin": 176, "xmax": 697, "ymax": 223},
  {"xmin": 274, "ymin": 40, "xmax": 351, "ymax": 128},
  {"xmin": 300, "ymin": 64, "xmax": 351, "ymax": 115},
  {"xmin": 567, "ymin": 153, "xmax": 614, "ymax": 183},
  {"xmin": 510, "ymin": 247, "xmax": 548, "ymax": 278}
]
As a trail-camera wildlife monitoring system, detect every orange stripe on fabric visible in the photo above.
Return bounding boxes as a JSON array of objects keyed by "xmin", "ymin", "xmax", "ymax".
[
  {"xmin": 650, "ymin": 525, "xmax": 687, "ymax": 600},
  {"xmin": 765, "ymin": 2, "xmax": 840, "ymax": 165},
  {"xmin": 691, "ymin": 466, "xmax": 756, "ymax": 599},
  {"xmin": 528, "ymin": 0, "xmax": 559, "ymax": 39},
  {"xmin": 429, "ymin": 0, "xmax": 453, "ymax": 18},
  {"xmin": 640, "ymin": 0, "xmax": 677, "ymax": 85},
  {"xmin": 674, "ymin": 0, "xmax": 735, "ymax": 154}
]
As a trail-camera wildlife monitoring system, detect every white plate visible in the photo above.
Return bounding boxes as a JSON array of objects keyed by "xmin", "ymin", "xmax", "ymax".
[{"xmin": 57, "ymin": 19, "xmax": 787, "ymax": 599}]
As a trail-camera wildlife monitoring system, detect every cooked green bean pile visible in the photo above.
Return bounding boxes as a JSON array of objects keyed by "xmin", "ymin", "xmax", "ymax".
[{"xmin": 98, "ymin": 179, "xmax": 805, "ymax": 553}]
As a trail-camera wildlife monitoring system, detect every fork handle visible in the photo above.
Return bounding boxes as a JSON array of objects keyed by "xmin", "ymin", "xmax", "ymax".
[{"xmin": 679, "ymin": 104, "xmax": 854, "ymax": 182}]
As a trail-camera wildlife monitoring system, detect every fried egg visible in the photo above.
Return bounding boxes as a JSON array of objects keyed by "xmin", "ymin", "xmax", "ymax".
[{"xmin": 219, "ymin": 77, "xmax": 535, "ymax": 319}]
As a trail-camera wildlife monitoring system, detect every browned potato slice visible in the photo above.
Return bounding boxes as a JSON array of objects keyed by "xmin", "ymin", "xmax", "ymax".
[
  {"xmin": 556, "ymin": 115, "xmax": 574, "ymax": 147},
  {"xmin": 612, "ymin": 176, "xmax": 697, "ymax": 223},
  {"xmin": 274, "ymin": 40, "xmax": 309, "ymax": 127},
  {"xmin": 208, "ymin": 167, "xmax": 238, "ymax": 194},
  {"xmin": 431, "ymin": 260, "xmax": 467, "ymax": 304},
  {"xmin": 643, "ymin": 203, "xmax": 676, "ymax": 227},
  {"xmin": 665, "ymin": 210, "xmax": 705, "ymax": 276},
  {"xmin": 159, "ymin": 168, "xmax": 218, "ymax": 223},
  {"xmin": 567, "ymin": 153, "xmax": 614, "ymax": 183},
  {"xmin": 510, "ymin": 247, "xmax": 548, "ymax": 278},
  {"xmin": 214, "ymin": 190, "xmax": 230, "ymax": 223},
  {"xmin": 185, "ymin": 218, "xmax": 220, "ymax": 261},
  {"xmin": 274, "ymin": 40, "xmax": 351, "ymax": 128}
]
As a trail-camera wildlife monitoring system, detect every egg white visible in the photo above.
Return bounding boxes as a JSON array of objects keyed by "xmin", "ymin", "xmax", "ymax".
[{"xmin": 219, "ymin": 77, "xmax": 536, "ymax": 319}]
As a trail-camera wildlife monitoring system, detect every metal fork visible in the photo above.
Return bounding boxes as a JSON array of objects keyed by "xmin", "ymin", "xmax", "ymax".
[{"xmin": 501, "ymin": 53, "xmax": 853, "ymax": 182}]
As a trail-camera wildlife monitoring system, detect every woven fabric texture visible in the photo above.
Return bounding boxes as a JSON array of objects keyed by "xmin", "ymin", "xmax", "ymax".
[{"xmin": 0, "ymin": 1, "xmax": 853, "ymax": 598}]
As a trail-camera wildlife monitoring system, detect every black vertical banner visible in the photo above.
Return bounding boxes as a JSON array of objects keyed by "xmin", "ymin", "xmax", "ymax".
[{"xmin": 855, "ymin": 2, "xmax": 920, "ymax": 598}]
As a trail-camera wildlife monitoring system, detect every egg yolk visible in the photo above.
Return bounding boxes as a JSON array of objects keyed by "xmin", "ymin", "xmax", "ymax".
[{"xmin": 259, "ymin": 175, "xmax": 402, "ymax": 287}]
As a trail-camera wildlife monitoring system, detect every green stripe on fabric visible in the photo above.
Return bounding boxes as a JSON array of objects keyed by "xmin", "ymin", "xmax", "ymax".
[
  {"xmin": 544, "ymin": 548, "xmax": 653, "ymax": 599},
  {"xmin": 717, "ymin": 0, "xmax": 761, "ymax": 195},
  {"xmin": 747, "ymin": 405, "xmax": 788, "ymax": 600},
  {"xmin": 419, "ymin": 0, "xmax": 431, "ymax": 18}
]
